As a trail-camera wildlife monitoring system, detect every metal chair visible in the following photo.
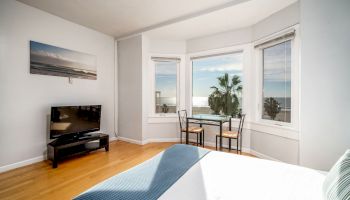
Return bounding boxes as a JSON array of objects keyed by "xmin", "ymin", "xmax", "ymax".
[
  {"xmin": 215, "ymin": 114, "xmax": 245, "ymax": 154},
  {"xmin": 178, "ymin": 110, "xmax": 204, "ymax": 146}
]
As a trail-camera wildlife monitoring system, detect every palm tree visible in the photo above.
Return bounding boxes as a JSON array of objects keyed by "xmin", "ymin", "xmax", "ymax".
[
  {"xmin": 264, "ymin": 97, "xmax": 281, "ymax": 120},
  {"xmin": 208, "ymin": 90, "xmax": 222, "ymax": 115},
  {"xmin": 208, "ymin": 73, "xmax": 242, "ymax": 116},
  {"xmin": 231, "ymin": 75, "xmax": 242, "ymax": 117}
]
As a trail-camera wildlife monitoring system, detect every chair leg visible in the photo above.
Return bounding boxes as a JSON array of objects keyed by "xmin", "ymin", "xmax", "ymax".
[
  {"xmin": 215, "ymin": 136, "xmax": 218, "ymax": 151},
  {"xmin": 236, "ymin": 138, "xmax": 239, "ymax": 154},
  {"xmin": 197, "ymin": 133, "xmax": 199, "ymax": 146},
  {"xmin": 199, "ymin": 132, "xmax": 202, "ymax": 146},
  {"xmin": 202, "ymin": 130, "xmax": 205, "ymax": 147},
  {"xmin": 180, "ymin": 131, "xmax": 182, "ymax": 144},
  {"xmin": 229, "ymin": 138, "xmax": 231, "ymax": 151},
  {"xmin": 240, "ymin": 136, "xmax": 243, "ymax": 154}
]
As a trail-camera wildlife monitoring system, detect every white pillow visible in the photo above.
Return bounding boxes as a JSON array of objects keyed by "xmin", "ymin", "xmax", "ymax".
[{"xmin": 323, "ymin": 150, "xmax": 350, "ymax": 200}]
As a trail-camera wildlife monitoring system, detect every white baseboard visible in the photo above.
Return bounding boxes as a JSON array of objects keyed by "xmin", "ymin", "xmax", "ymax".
[
  {"xmin": 117, "ymin": 136, "xmax": 143, "ymax": 145},
  {"xmin": 177, "ymin": 139, "xmax": 280, "ymax": 162},
  {"xmin": 143, "ymin": 138, "xmax": 180, "ymax": 144},
  {"xmin": 109, "ymin": 136, "xmax": 118, "ymax": 142},
  {"xmin": 118, "ymin": 137, "xmax": 180, "ymax": 145},
  {"xmin": 184, "ymin": 139, "xmax": 281, "ymax": 162},
  {"xmin": 0, "ymin": 155, "xmax": 44, "ymax": 174},
  {"xmin": 0, "ymin": 137, "xmax": 280, "ymax": 174},
  {"xmin": 0, "ymin": 137, "xmax": 119, "ymax": 174},
  {"xmin": 191, "ymin": 139, "xmax": 251, "ymax": 153},
  {"xmin": 249, "ymin": 149, "xmax": 282, "ymax": 162},
  {"xmin": 118, "ymin": 136, "xmax": 252, "ymax": 154}
]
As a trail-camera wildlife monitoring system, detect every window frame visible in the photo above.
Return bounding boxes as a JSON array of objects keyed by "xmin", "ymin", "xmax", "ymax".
[
  {"xmin": 149, "ymin": 55, "xmax": 181, "ymax": 118},
  {"xmin": 255, "ymin": 26, "xmax": 300, "ymax": 129},
  {"xmin": 188, "ymin": 44, "xmax": 250, "ymax": 118}
]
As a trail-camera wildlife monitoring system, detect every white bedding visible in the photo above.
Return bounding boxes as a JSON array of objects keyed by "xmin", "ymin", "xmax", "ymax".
[{"xmin": 159, "ymin": 151, "xmax": 325, "ymax": 200}]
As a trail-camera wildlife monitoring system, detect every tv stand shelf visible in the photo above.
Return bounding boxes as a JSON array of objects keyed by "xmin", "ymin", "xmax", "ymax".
[{"xmin": 47, "ymin": 133, "xmax": 109, "ymax": 168}]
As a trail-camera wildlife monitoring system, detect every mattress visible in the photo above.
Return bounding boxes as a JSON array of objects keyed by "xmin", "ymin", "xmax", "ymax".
[
  {"xmin": 74, "ymin": 144, "xmax": 209, "ymax": 200},
  {"xmin": 159, "ymin": 150, "xmax": 325, "ymax": 200},
  {"xmin": 75, "ymin": 145, "xmax": 326, "ymax": 200}
]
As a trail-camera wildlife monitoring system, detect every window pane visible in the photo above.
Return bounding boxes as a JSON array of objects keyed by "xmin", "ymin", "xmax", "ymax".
[
  {"xmin": 192, "ymin": 52, "xmax": 243, "ymax": 116},
  {"xmin": 155, "ymin": 61, "xmax": 177, "ymax": 113},
  {"xmin": 262, "ymin": 41, "xmax": 291, "ymax": 123}
]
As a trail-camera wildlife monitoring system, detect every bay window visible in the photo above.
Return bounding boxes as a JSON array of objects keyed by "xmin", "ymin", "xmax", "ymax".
[
  {"xmin": 255, "ymin": 28, "xmax": 298, "ymax": 126},
  {"xmin": 153, "ymin": 57, "xmax": 179, "ymax": 114},
  {"xmin": 191, "ymin": 52, "xmax": 243, "ymax": 116},
  {"xmin": 262, "ymin": 41, "xmax": 291, "ymax": 123}
]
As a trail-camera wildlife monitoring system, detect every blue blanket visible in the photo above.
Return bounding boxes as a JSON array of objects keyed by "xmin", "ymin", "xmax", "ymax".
[{"xmin": 74, "ymin": 144, "xmax": 210, "ymax": 200}]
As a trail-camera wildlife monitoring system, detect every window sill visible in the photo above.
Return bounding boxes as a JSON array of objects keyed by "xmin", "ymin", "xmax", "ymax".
[{"xmin": 149, "ymin": 114, "xmax": 177, "ymax": 118}]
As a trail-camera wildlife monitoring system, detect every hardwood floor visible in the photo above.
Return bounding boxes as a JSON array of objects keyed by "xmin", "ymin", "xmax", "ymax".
[{"xmin": 0, "ymin": 141, "xmax": 253, "ymax": 200}]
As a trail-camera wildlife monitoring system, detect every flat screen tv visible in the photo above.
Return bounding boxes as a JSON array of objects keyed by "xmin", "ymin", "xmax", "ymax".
[{"xmin": 50, "ymin": 105, "xmax": 101, "ymax": 139}]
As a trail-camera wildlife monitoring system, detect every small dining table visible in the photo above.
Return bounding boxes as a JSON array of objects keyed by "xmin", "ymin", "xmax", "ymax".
[{"xmin": 186, "ymin": 114, "xmax": 232, "ymax": 151}]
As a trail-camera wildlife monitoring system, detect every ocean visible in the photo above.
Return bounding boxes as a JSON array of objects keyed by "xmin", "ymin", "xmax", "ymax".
[
  {"xmin": 157, "ymin": 96, "xmax": 291, "ymax": 110},
  {"xmin": 266, "ymin": 97, "xmax": 291, "ymax": 110},
  {"xmin": 193, "ymin": 97, "xmax": 209, "ymax": 107},
  {"xmin": 156, "ymin": 97, "xmax": 209, "ymax": 107},
  {"xmin": 30, "ymin": 61, "xmax": 97, "ymax": 80}
]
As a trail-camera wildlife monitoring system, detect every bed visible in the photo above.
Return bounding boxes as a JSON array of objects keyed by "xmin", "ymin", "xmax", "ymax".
[{"xmin": 74, "ymin": 144, "xmax": 327, "ymax": 200}]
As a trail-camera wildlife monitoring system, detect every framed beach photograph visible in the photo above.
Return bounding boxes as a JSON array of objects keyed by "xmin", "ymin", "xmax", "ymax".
[{"xmin": 30, "ymin": 41, "xmax": 97, "ymax": 80}]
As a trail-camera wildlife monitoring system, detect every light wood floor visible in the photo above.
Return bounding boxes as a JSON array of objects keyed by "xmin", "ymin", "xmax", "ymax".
[{"xmin": 0, "ymin": 141, "xmax": 253, "ymax": 200}]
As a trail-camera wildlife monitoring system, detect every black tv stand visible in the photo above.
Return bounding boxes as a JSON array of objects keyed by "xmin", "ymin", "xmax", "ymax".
[{"xmin": 47, "ymin": 133, "xmax": 109, "ymax": 168}]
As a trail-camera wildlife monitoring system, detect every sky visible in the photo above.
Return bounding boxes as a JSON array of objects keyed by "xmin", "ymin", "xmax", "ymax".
[
  {"xmin": 263, "ymin": 41, "xmax": 291, "ymax": 98},
  {"xmin": 155, "ymin": 61, "xmax": 177, "ymax": 97},
  {"xmin": 155, "ymin": 41, "xmax": 291, "ymax": 100},
  {"xmin": 192, "ymin": 52, "xmax": 243, "ymax": 97}
]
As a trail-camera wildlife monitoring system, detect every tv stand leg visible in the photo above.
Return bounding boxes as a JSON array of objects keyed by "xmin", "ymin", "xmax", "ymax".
[
  {"xmin": 105, "ymin": 144, "xmax": 109, "ymax": 152},
  {"xmin": 51, "ymin": 148, "xmax": 58, "ymax": 168},
  {"xmin": 53, "ymin": 160, "xmax": 57, "ymax": 168}
]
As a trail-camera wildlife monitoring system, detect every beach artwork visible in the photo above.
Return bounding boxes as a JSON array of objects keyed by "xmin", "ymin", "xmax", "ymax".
[{"xmin": 30, "ymin": 41, "xmax": 97, "ymax": 80}]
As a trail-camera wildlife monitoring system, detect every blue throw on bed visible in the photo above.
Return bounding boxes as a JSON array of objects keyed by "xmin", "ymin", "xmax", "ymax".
[{"xmin": 74, "ymin": 144, "xmax": 210, "ymax": 200}]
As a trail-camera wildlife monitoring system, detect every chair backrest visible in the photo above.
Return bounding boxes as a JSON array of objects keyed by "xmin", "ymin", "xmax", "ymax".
[
  {"xmin": 237, "ymin": 114, "xmax": 246, "ymax": 136},
  {"xmin": 177, "ymin": 110, "xmax": 188, "ymax": 130}
]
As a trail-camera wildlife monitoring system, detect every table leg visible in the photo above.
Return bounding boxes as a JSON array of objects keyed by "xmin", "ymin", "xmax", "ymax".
[
  {"xmin": 199, "ymin": 123, "xmax": 203, "ymax": 145},
  {"xmin": 229, "ymin": 117, "xmax": 232, "ymax": 131},
  {"xmin": 220, "ymin": 121, "xmax": 223, "ymax": 151},
  {"xmin": 53, "ymin": 160, "xmax": 57, "ymax": 168},
  {"xmin": 186, "ymin": 118, "xmax": 189, "ymax": 144},
  {"xmin": 53, "ymin": 149, "xmax": 58, "ymax": 168}
]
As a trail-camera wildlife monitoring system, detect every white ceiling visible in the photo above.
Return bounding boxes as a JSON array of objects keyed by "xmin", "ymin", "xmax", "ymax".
[
  {"xmin": 145, "ymin": 0, "xmax": 297, "ymax": 40},
  {"xmin": 18, "ymin": 0, "xmax": 297, "ymax": 40},
  {"xmin": 18, "ymin": 0, "xmax": 249, "ymax": 38}
]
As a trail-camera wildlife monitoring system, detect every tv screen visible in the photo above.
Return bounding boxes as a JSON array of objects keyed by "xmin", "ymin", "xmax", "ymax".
[{"xmin": 50, "ymin": 105, "xmax": 101, "ymax": 139}]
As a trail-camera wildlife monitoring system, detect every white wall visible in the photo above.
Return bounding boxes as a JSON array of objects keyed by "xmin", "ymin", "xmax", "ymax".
[
  {"xmin": 252, "ymin": 1, "xmax": 299, "ymax": 41},
  {"xmin": 139, "ymin": 38, "xmax": 252, "ymax": 148},
  {"xmin": 248, "ymin": 2, "xmax": 300, "ymax": 164},
  {"xmin": 186, "ymin": 2, "xmax": 300, "ymax": 53},
  {"xmin": 186, "ymin": 27, "xmax": 252, "ymax": 53},
  {"xmin": 142, "ymin": 36, "xmax": 186, "ymax": 142},
  {"xmin": 117, "ymin": 35, "xmax": 143, "ymax": 142},
  {"xmin": 117, "ymin": 3, "xmax": 301, "ymax": 165},
  {"xmin": 299, "ymin": 0, "xmax": 350, "ymax": 170},
  {"xmin": 0, "ymin": 0, "xmax": 115, "ymax": 169},
  {"xmin": 250, "ymin": 131, "xmax": 299, "ymax": 164},
  {"xmin": 0, "ymin": 0, "xmax": 310, "ymax": 172},
  {"xmin": 147, "ymin": 38, "xmax": 186, "ymax": 54},
  {"xmin": 185, "ymin": 44, "xmax": 252, "ymax": 151},
  {"xmin": 117, "ymin": 36, "xmax": 187, "ymax": 143},
  {"xmin": 185, "ymin": 2, "xmax": 300, "ymax": 164},
  {"xmin": 186, "ymin": 2, "xmax": 299, "ymax": 53}
]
